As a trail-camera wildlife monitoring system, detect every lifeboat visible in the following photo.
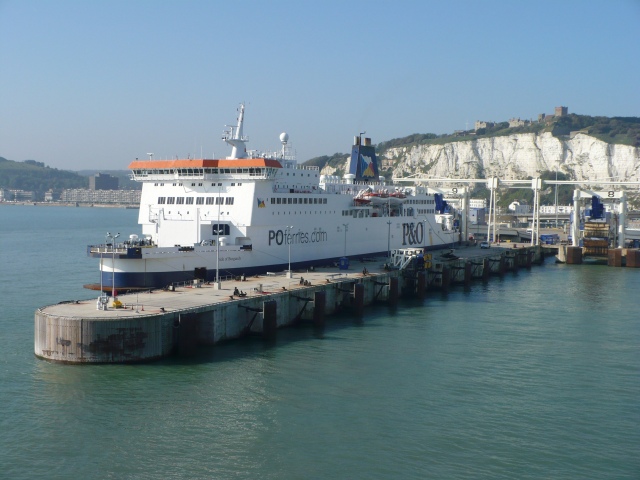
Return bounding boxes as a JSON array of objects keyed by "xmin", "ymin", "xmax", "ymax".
[{"xmin": 354, "ymin": 188, "xmax": 407, "ymax": 206}]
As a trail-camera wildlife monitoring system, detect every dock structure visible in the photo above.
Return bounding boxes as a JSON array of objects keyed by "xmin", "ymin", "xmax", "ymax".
[{"xmin": 35, "ymin": 244, "xmax": 543, "ymax": 364}]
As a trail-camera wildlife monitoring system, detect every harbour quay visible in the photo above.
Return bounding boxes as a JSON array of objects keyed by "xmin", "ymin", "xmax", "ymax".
[{"xmin": 35, "ymin": 245, "xmax": 544, "ymax": 364}]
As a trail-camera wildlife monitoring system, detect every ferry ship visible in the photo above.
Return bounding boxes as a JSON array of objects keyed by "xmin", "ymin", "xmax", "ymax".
[{"xmin": 87, "ymin": 104, "xmax": 461, "ymax": 291}]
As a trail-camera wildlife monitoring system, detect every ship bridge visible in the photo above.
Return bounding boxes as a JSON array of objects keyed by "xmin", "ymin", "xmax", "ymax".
[{"xmin": 129, "ymin": 158, "xmax": 283, "ymax": 182}]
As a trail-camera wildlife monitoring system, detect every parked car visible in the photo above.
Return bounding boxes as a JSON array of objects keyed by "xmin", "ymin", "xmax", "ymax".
[{"xmin": 480, "ymin": 241, "xmax": 490, "ymax": 249}]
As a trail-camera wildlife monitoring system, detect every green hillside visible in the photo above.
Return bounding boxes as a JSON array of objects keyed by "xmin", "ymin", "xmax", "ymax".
[{"xmin": 0, "ymin": 157, "xmax": 88, "ymax": 195}]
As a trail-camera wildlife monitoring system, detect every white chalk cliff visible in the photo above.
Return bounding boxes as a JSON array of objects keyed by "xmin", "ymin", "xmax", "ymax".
[{"xmin": 382, "ymin": 132, "xmax": 640, "ymax": 182}]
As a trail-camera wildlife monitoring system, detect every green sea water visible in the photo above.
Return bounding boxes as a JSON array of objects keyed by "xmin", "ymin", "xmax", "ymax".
[{"xmin": 1, "ymin": 205, "xmax": 639, "ymax": 479}]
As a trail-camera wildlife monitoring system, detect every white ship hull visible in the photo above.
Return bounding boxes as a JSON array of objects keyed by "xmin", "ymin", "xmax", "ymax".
[{"xmin": 94, "ymin": 215, "xmax": 459, "ymax": 289}]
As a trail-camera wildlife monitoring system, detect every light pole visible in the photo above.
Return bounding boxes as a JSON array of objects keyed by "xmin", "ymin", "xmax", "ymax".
[
  {"xmin": 96, "ymin": 233, "xmax": 111, "ymax": 310},
  {"xmin": 387, "ymin": 220, "xmax": 392, "ymax": 258},
  {"xmin": 213, "ymin": 183, "xmax": 222, "ymax": 289},
  {"xmin": 286, "ymin": 225, "xmax": 293, "ymax": 278},
  {"xmin": 342, "ymin": 223, "xmax": 349, "ymax": 257},
  {"xmin": 213, "ymin": 225, "xmax": 221, "ymax": 289},
  {"xmin": 111, "ymin": 232, "xmax": 120, "ymax": 297},
  {"xmin": 101, "ymin": 233, "xmax": 108, "ymax": 294}
]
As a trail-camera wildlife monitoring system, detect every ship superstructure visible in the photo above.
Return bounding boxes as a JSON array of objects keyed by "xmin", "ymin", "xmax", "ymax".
[{"xmin": 88, "ymin": 105, "xmax": 461, "ymax": 291}]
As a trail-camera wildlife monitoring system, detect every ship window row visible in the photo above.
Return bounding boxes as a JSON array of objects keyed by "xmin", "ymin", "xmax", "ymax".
[
  {"xmin": 284, "ymin": 172, "xmax": 316, "ymax": 177},
  {"xmin": 188, "ymin": 182, "xmax": 241, "ymax": 187},
  {"xmin": 340, "ymin": 209, "xmax": 371, "ymax": 218},
  {"xmin": 406, "ymin": 199, "xmax": 434, "ymax": 205},
  {"xmin": 138, "ymin": 168, "xmax": 268, "ymax": 176},
  {"xmin": 158, "ymin": 196, "xmax": 235, "ymax": 205},
  {"xmin": 272, "ymin": 211, "xmax": 335, "ymax": 216},
  {"xmin": 270, "ymin": 197, "xmax": 327, "ymax": 205}
]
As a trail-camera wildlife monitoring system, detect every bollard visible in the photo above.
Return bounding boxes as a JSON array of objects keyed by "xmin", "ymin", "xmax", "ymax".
[
  {"xmin": 354, "ymin": 283, "xmax": 365, "ymax": 317},
  {"xmin": 313, "ymin": 291, "xmax": 326, "ymax": 329},
  {"xmin": 262, "ymin": 300, "xmax": 277, "ymax": 340},
  {"xmin": 416, "ymin": 271, "xmax": 426, "ymax": 299}
]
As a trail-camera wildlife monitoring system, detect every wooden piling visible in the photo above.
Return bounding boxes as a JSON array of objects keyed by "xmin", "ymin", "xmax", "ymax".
[
  {"xmin": 566, "ymin": 246, "xmax": 583, "ymax": 264},
  {"xmin": 608, "ymin": 248, "xmax": 622, "ymax": 267},
  {"xmin": 464, "ymin": 262, "xmax": 472, "ymax": 288},
  {"xmin": 262, "ymin": 300, "xmax": 277, "ymax": 339},
  {"xmin": 441, "ymin": 266, "xmax": 451, "ymax": 293},
  {"xmin": 482, "ymin": 258, "xmax": 490, "ymax": 282},
  {"xmin": 313, "ymin": 291, "xmax": 326, "ymax": 328},
  {"xmin": 178, "ymin": 313, "xmax": 198, "ymax": 357},
  {"xmin": 354, "ymin": 283, "xmax": 365, "ymax": 317},
  {"xmin": 388, "ymin": 277, "xmax": 399, "ymax": 305},
  {"xmin": 626, "ymin": 249, "xmax": 640, "ymax": 268},
  {"xmin": 416, "ymin": 271, "xmax": 426, "ymax": 299}
]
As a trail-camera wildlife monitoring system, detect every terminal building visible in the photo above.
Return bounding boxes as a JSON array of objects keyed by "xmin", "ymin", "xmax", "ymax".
[
  {"xmin": 90, "ymin": 173, "xmax": 119, "ymax": 190},
  {"xmin": 60, "ymin": 189, "xmax": 141, "ymax": 204}
]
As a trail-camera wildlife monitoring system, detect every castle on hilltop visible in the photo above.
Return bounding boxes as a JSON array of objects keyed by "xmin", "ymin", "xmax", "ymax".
[{"xmin": 475, "ymin": 105, "xmax": 568, "ymax": 131}]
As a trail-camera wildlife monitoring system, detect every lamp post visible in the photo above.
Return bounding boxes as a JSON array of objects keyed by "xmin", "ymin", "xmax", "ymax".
[
  {"xmin": 286, "ymin": 225, "xmax": 293, "ymax": 278},
  {"xmin": 387, "ymin": 220, "xmax": 392, "ymax": 258},
  {"xmin": 213, "ymin": 225, "xmax": 221, "ymax": 289},
  {"xmin": 213, "ymin": 182, "xmax": 222, "ymax": 289},
  {"xmin": 101, "ymin": 232, "xmax": 108, "ymax": 294},
  {"xmin": 96, "ymin": 233, "xmax": 111, "ymax": 310},
  {"xmin": 111, "ymin": 232, "xmax": 120, "ymax": 297}
]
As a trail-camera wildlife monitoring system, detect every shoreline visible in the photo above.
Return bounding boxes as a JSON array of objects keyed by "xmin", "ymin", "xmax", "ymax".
[{"xmin": 0, "ymin": 201, "xmax": 138, "ymax": 209}]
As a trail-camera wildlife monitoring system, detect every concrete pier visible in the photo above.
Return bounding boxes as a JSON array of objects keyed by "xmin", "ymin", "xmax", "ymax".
[{"xmin": 35, "ymin": 245, "xmax": 543, "ymax": 364}]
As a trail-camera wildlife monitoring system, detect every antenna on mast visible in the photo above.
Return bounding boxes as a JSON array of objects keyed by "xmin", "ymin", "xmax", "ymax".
[
  {"xmin": 222, "ymin": 103, "xmax": 249, "ymax": 159},
  {"xmin": 280, "ymin": 132, "xmax": 289, "ymax": 159}
]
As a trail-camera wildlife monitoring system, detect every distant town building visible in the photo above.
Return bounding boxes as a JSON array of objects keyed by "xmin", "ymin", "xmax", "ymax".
[
  {"xmin": 508, "ymin": 201, "xmax": 531, "ymax": 214},
  {"xmin": 379, "ymin": 156, "xmax": 395, "ymax": 169},
  {"xmin": 60, "ymin": 189, "xmax": 140, "ymax": 204},
  {"xmin": 470, "ymin": 198, "xmax": 487, "ymax": 209},
  {"xmin": 469, "ymin": 207, "xmax": 486, "ymax": 225},
  {"xmin": 539, "ymin": 106, "xmax": 569, "ymax": 124},
  {"xmin": 3, "ymin": 189, "xmax": 36, "ymax": 202},
  {"xmin": 508, "ymin": 117, "xmax": 532, "ymax": 128},
  {"xmin": 44, "ymin": 190, "xmax": 61, "ymax": 202},
  {"xmin": 90, "ymin": 173, "xmax": 119, "ymax": 190},
  {"xmin": 539, "ymin": 205, "xmax": 573, "ymax": 214}
]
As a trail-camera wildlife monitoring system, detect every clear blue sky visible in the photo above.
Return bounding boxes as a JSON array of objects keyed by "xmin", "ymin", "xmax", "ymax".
[{"xmin": 1, "ymin": 0, "xmax": 639, "ymax": 171}]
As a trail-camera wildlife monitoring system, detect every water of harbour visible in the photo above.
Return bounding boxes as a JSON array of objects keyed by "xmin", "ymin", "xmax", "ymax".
[{"xmin": 1, "ymin": 205, "xmax": 638, "ymax": 479}]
